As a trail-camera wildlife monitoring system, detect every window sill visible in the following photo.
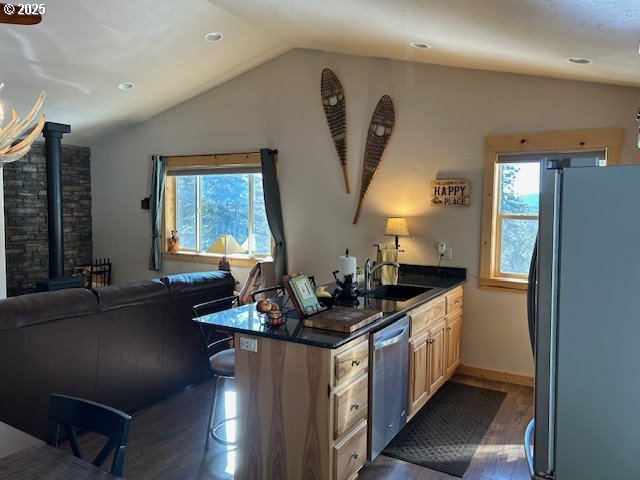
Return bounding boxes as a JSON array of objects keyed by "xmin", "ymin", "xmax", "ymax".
[
  {"xmin": 478, "ymin": 276, "xmax": 528, "ymax": 293},
  {"xmin": 162, "ymin": 251, "xmax": 269, "ymax": 268}
]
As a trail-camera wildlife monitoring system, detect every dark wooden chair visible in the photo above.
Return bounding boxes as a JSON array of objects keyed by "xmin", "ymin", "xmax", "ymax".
[
  {"xmin": 46, "ymin": 393, "xmax": 132, "ymax": 477},
  {"xmin": 192, "ymin": 295, "xmax": 239, "ymax": 450}
]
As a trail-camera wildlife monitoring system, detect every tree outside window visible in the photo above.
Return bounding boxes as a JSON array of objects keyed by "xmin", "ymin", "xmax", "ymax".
[
  {"xmin": 175, "ymin": 173, "xmax": 271, "ymax": 256},
  {"xmin": 496, "ymin": 162, "xmax": 539, "ymax": 277}
]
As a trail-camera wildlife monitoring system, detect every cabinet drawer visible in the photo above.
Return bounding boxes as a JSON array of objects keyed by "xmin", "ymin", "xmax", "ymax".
[
  {"xmin": 446, "ymin": 287, "xmax": 463, "ymax": 314},
  {"xmin": 334, "ymin": 339, "xmax": 369, "ymax": 387},
  {"xmin": 334, "ymin": 374, "xmax": 368, "ymax": 439},
  {"xmin": 333, "ymin": 420, "xmax": 367, "ymax": 480},
  {"xmin": 410, "ymin": 297, "xmax": 446, "ymax": 337}
]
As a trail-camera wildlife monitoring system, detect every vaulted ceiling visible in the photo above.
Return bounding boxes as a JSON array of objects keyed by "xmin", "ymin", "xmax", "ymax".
[{"xmin": 1, "ymin": 0, "xmax": 639, "ymax": 145}]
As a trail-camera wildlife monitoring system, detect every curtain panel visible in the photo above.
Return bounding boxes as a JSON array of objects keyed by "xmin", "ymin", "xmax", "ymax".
[
  {"xmin": 148, "ymin": 155, "xmax": 167, "ymax": 271},
  {"xmin": 260, "ymin": 149, "xmax": 287, "ymax": 280}
]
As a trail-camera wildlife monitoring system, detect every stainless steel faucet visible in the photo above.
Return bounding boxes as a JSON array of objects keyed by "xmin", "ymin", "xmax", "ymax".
[{"xmin": 364, "ymin": 258, "xmax": 400, "ymax": 291}]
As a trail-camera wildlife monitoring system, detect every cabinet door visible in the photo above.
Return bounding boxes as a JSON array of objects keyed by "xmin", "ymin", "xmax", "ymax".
[
  {"xmin": 427, "ymin": 318, "xmax": 446, "ymax": 395},
  {"xmin": 445, "ymin": 311, "xmax": 462, "ymax": 376},
  {"xmin": 408, "ymin": 332, "xmax": 429, "ymax": 416},
  {"xmin": 445, "ymin": 286, "xmax": 463, "ymax": 314},
  {"xmin": 410, "ymin": 297, "xmax": 446, "ymax": 337}
]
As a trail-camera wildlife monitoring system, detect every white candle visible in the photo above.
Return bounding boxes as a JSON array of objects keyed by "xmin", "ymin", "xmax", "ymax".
[{"xmin": 338, "ymin": 255, "xmax": 357, "ymax": 283}]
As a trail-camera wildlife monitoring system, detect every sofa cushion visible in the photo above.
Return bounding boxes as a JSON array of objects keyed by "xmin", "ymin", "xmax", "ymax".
[
  {"xmin": 161, "ymin": 271, "xmax": 235, "ymax": 297},
  {"xmin": 0, "ymin": 289, "xmax": 99, "ymax": 332},
  {"xmin": 93, "ymin": 279, "xmax": 170, "ymax": 312}
]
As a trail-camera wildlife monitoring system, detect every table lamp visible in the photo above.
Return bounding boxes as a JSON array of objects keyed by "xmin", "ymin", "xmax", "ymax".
[
  {"xmin": 207, "ymin": 234, "xmax": 245, "ymax": 271},
  {"xmin": 384, "ymin": 217, "xmax": 409, "ymax": 250}
]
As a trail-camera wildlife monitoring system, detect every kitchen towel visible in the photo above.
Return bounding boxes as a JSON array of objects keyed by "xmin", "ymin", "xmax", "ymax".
[{"xmin": 379, "ymin": 242, "xmax": 398, "ymax": 285}]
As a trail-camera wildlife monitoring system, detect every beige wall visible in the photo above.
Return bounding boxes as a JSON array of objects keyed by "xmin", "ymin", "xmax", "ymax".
[{"xmin": 91, "ymin": 49, "xmax": 640, "ymax": 376}]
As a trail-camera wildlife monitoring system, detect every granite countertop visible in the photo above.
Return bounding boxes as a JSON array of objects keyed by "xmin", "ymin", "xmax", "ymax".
[{"xmin": 193, "ymin": 264, "xmax": 466, "ymax": 349}]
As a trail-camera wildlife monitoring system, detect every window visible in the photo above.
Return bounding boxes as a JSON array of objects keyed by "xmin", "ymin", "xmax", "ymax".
[
  {"xmin": 163, "ymin": 153, "xmax": 273, "ymax": 266},
  {"xmin": 480, "ymin": 128, "xmax": 623, "ymax": 292},
  {"xmin": 495, "ymin": 160, "xmax": 540, "ymax": 278}
]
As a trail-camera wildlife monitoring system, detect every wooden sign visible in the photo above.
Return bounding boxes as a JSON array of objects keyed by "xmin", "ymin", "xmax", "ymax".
[{"xmin": 431, "ymin": 179, "xmax": 470, "ymax": 207}]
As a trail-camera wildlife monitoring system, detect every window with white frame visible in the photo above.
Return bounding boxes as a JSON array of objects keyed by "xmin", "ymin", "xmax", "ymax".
[{"xmin": 164, "ymin": 154, "xmax": 273, "ymax": 262}]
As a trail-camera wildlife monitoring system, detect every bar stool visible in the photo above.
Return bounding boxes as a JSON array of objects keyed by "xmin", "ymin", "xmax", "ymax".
[{"xmin": 193, "ymin": 296, "xmax": 239, "ymax": 450}]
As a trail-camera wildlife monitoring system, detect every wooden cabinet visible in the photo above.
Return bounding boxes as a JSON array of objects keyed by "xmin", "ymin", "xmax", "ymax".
[
  {"xmin": 230, "ymin": 285, "xmax": 464, "ymax": 478},
  {"xmin": 445, "ymin": 286, "xmax": 463, "ymax": 377},
  {"xmin": 334, "ymin": 339, "xmax": 368, "ymax": 387},
  {"xmin": 407, "ymin": 286, "xmax": 463, "ymax": 420},
  {"xmin": 331, "ymin": 339, "xmax": 368, "ymax": 479},
  {"xmin": 234, "ymin": 334, "xmax": 369, "ymax": 480},
  {"xmin": 408, "ymin": 318, "xmax": 446, "ymax": 417},
  {"xmin": 409, "ymin": 296, "xmax": 446, "ymax": 337},
  {"xmin": 408, "ymin": 331, "xmax": 429, "ymax": 413},
  {"xmin": 445, "ymin": 310, "xmax": 462, "ymax": 376},
  {"xmin": 333, "ymin": 420, "xmax": 367, "ymax": 480},
  {"xmin": 334, "ymin": 374, "xmax": 368, "ymax": 439},
  {"xmin": 446, "ymin": 286, "xmax": 463, "ymax": 313},
  {"xmin": 427, "ymin": 318, "xmax": 446, "ymax": 394}
]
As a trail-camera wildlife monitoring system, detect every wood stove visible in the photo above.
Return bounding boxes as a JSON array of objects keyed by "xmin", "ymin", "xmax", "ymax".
[{"xmin": 35, "ymin": 122, "xmax": 83, "ymax": 291}]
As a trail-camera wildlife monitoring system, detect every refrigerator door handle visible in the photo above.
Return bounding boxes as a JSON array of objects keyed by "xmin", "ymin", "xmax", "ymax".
[
  {"xmin": 527, "ymin": 238, "xmax": 538, "ymax": 354},
  {"xmin": 524, "ymin": 418, "xmax": 535, "ymax": 478}
]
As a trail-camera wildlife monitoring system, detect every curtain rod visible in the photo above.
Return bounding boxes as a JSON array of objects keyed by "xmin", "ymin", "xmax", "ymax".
[{"xmin": 153, "ymin": 149, "xmax": 278, "ymax": 160}]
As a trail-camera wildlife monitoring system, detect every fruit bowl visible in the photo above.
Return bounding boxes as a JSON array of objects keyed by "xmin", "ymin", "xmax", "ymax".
[
  {"xmin": 258, "ymin": 311, "xmax": 286, "ymax": 327},
  {"xmin": 256, "ymin": 299, "xmax": 286, "ymax": 327}
]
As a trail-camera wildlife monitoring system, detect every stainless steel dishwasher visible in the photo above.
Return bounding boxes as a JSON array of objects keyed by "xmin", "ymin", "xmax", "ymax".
[{"xmin": 368, "ymin": 315, "xmax": 410, "ymax": 460}]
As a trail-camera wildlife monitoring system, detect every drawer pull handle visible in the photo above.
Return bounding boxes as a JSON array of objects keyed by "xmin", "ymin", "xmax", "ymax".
[
  {"xmin": 447, "ymin": 326, "xmax": 452, "ymax": 330},
  {"xmin": 351, "ymin": 359, "xmax": 360, "ymax": 367},
  {"xmin": 351, "ymin": 403, "xmax": 360, "ymax": 410},
  {"xmin": 352, "ymin": 452, "xmax": 359, "ymax": 459}
]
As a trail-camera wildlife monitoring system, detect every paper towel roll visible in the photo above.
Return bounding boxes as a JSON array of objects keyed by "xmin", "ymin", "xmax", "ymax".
[{"xmin": 338, "ymin": 255, "xmax": 357, "ymax": 282}]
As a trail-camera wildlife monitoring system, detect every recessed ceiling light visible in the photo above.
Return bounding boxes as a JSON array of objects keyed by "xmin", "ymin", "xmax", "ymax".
[
  {"xmin": 118, "ymin": 82, "xmax": 135, "ymax": 91},
  {"xmin": 568, "ymin": 57, "xmax": 592, "ymax": 64},
  {"xmin": 205, "ymin": 32, "xmax": 223, "ymax": 42},
  {"xmin": 410, "ymin": 41, "xmax": 431, "ymax": 49}
]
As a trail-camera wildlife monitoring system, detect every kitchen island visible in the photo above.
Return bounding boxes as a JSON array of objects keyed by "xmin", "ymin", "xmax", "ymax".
[{"xmin": 194, "ymin": 265, "xmax": 465, "ymax": 480}]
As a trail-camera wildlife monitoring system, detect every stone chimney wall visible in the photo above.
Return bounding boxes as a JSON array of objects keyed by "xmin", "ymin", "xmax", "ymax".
[{"xmin": 3, "ymin": 141, "xmax": 92, "ymax": 296}]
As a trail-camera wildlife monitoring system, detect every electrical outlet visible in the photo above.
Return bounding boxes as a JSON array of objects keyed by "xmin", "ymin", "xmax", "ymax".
[
  {"xmin": 437, "ymin": 242, "xmax": 453, "ymax": 261},
  {"xmin": 239, "ymin": 337, "xmax": 258, "ymax": 352},
  {"xmin": 444, "ymin": 247, "xmax": 453, "ymax": 260}
]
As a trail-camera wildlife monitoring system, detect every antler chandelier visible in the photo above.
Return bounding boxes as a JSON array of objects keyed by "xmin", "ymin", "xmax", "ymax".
[{"xmin": 0, "ymin": 83, "xmax": 46, "ymax": 166}]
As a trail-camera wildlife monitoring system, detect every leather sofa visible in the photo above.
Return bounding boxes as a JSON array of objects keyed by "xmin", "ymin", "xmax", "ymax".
[{"xmin": 0, "ymin": 271, "xmax": 235, "ymax": 438}]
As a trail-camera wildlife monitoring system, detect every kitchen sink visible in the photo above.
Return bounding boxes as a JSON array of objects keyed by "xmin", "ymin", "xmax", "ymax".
[{"xmin": 363, "ymin": 284, "xmax": 432, "ymax": 301}]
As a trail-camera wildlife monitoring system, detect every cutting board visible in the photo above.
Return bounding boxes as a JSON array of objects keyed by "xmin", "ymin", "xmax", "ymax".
[{"xmin": 303, "ymin": 307, "xmax": 383, "ymax": 333}]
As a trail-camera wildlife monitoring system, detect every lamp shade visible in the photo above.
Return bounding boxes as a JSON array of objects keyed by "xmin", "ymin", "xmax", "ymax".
[
  {"xmin": 206, "ymin": 234, "xmax": 245, "ymax": 255},
  {"xmin": 384, "ymin": 217, "xmax": 409, "ymax": 237}
]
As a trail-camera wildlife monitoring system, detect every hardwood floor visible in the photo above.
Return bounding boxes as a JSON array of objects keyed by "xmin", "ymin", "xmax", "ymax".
[
  {"xmin": 358, "ymin": 375, "xmax": 533, "ymax": 480},
  {"xmin": 65, "ymin": 373, "xmax": 532, "ymax": 480}
]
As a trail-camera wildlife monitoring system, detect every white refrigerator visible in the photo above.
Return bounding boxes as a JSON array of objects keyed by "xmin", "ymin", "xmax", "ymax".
[{"xmin": 526, "ymin": 160, "xmax": 640, "ymax": 480}]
